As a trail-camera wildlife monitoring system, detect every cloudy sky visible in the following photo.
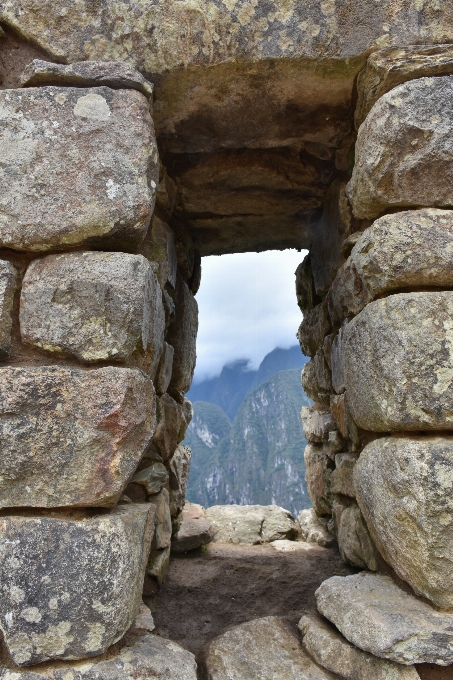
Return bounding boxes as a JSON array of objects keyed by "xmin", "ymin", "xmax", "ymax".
[{"xmin": 192, "ymin": 249, "xmax": 308, "ymax": 382}]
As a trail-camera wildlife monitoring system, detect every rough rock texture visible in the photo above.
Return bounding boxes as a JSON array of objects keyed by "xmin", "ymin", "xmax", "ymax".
[
  {"xmin": 141, "ymin": 216, "xmax": 177, "ymax": 290},
  {"xmin": 146, "ymin": 546, "xmax": 171, "ymax": 586},
  {"xmin": 168, "ymin": 275, "xmax": 198, "ymax": 395},
  {"xmin": 150, "ymin": 393, "xmax": 184, "ymax": 462},
  {"xmin": 0, "ymin": 634, "xmax": 197, "ymax": 679},
  {"xmin": 20, "ymin": 252, "xmax": 165, "ymax": 372},
  {"xmin": 330, "ymin": 453, "xmax": 357, "ymax": 498},
  {"xmin": 134, "ymin": 603, "xmax": 155, "ymax": 632},
  {"xmin": 330, "ymin": 210, "xmax": 453, "ymax": 319},
  {"xmin": 131, "ymin": 463, "xmax": 168, "ymax": 496},
  {"xmin": 298, "ymin": 301, "xmax": 331, "ymax": 358},
  {"xmin": 205, "ymin": 505, "xmax": 298, "ymax": 545},
  {"xmin": 298, "ymin": 509, "xmax": 335, "ymax": 548},
  {"xmin": 316, "ymin": 573, "xmax": 453, "ymax": 666},
  {"xmin": 0, "ymin": 504, "xmax": 155, "ymax": 666},
  {"xmin": 356, "ymin": 44, "xmax": 453, "ymax": 128},
  {"xmin": 299, "ymin": 614, "xmax": 421, "ymax": 680},
  {"xmin": 304, "ymin": 444, "xmax": 333, "ymax": 517},
  {"xmin": 168, "ymin": 444, "xmax": 192, "ymax": 517},
  {"xmin": 0, "ymin": 260, "xmax": 17, "ymax": 359},
  {"xmin": 0, "ymin": 367, "xmax": 155, "ymax": 508},
  {"xmin": 343, "ymin": 292, "xmax": 453, "ymax": 431},
  {"xmin": 301, "ymin": 406, "xmax": 340, "ymax": 448},
  {"xmin": 149, "ymin": 488, "xmax": 172, "ymax": 550},
  {"xmin": 331, "ymin": 500, "xmax": 379, "ymax": 571},
  {"xmin": 20, "ymin": 59, "xmax": 154, "ymax": 100},
  {"xmin": 154, "ymin": 342, "xmax": 175, "ymax": 395},
  {"xmin": 0, "ymin": 87, "xmax": 158, "ymax": 252},
  {"xmin": 203, "ymin": 616, "xmax": 338, "ymax": 680},
  {"xmin": 355, "ymin": 436, "xmax": 453, "ymax": 609},
  {"xmin": 349, "ymin": 76, "xmax": 453, "ymax": 220},
  {"xmin": 302, "ymin": 351, "xmax": 332, "ymax": 406},
  {"xmin": 171, "ymin": 502, "xmax": 214, "ymax": 553}
]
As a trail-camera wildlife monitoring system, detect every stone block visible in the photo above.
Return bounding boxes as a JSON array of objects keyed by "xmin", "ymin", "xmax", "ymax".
[
  {"xmin": 0, "ymin": 87, "xmax": 158, "ymax": 252},
  {"xmin": 168, "ymin": 274, "xmax": 198, "ymax": 395},
  {"xmin": 171, "ymin": 502, "xmax": 214, "ymax": 553},
  {"xmin": 130, "ymin": 462, "xmax": 168, "ymax": 496},
  {"xmin": 168, "ymin": 444, "xmax": 192, "ymax": 517},
  {"xmin": 297, "ymin": 300, "xmax": 331, "ymax": 357},
  {"xmin": 301, "ymin": 406, "xmax": 338, "ymax": 446},
  {"xmin": 355, "ymin": 44, "xmax": 453, "ymax": 128},
  {"xmin": 298, "ymin": 509, "xmax": 335, "ymax": 548},
  {"xmin": 133, "ymin": 602, "xmax": 155, "ymax": 632},
  {"xmin": 154, "ymin": 341, "xmax": 175, "ymax": 394},
  {"xmin": 150, "ymin": 393, "xmax": 183, "ymax": 461},
  {"xmin": 146, "ymin": 545, "xmax": 171, "ymax": 585},
  {"xmin": 330, "ymin": 393, "xmax": 359, "ymax": 450},
  {"xmin": 301, "ymin": 350, "xmax": 332, "ymax": 406},
  {"xmin": 295, "ymin": 254, "xmax": 318, "ymax": 316},
  {"xmin": 355, "ymin": 435, "xmax": 453, "ymax": 609},
  {"xmin": 140, "ymin": 215, "xmax": 177, "ymax": 289},
  {"xmin": 330, "ymin": 453, "xmax": 358, "ymax": 498},
  {"xmin": 304, "ymin": 444, "xmax": 333, "ymax": 517},
  {"xmin": 205, "ymin": 505, "xmax": 298, "ymax": 545},
  {"xmin": 20, "ymin": 252, "xmax": 165, "ymax": 373},
  {"xmin": 331, "ymin": 500, "xmax": 378, "ymax": 571},
  {"xmin": 330, "ymin": 209, "xmax": 453, "ymax": 319},
  {"xmin": 0, "ymin": 504, "xmax": 155, "ymax": 666},
  {"xmin": 349, "ymin": 76, "xmax": 453, "ymax": 219},
  {"xmin": 316, "ymin": 572, "xmax": 453, "ymax": 666},
  {"xmin": 343, "ymin": 292, "xmax": 453, "ymax": 431},
  {"xmin": 0, "ymin": 366, "xmax": 155, "ymax": 508},
  {"xmin": 0, "ymin": 259, "xmax": 17, "ymax": 360},
  {"xmin": 149, "ymin": 488, "xmax": 172, "ymax": 550},
  {"xmin": 330, "ymin": 329, "xmax": 345, "ymax": 394},
  {"xmin": 299, "ymin": 613, "xmax": 420, "ymax": 680}
]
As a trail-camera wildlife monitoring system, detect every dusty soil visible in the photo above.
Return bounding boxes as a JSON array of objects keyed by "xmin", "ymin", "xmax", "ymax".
[{"xmin": 147, "ymin": 542, "xmax": 453, "ymax": 679}]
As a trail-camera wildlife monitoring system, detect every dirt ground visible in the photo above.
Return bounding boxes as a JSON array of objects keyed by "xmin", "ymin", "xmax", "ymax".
[{"xmin": 146, "ymin": 542, "xmax": 453, "ymax": 680}]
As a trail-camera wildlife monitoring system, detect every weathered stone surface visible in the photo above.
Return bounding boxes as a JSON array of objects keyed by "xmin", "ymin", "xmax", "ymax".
[
  {"xmin": 140, "ymin": 216, "xmax": 177, "ymax": 290},
  {"xmin": 298, "ymin": 301, "xmax": 331, "ymax": 358},
  {"xmin": 302, "ymin": 351, "xmax": 332, "ymax": 406},
  {"xmin": 20, "ymin": 59, "xmax": 153, "ymax": 100},
  {"xmin": 0, "ymin": 634, "xmax": 197, "ymax": 679},
  {"xmin": 146, "ymin": 546, "xmax": 171, "ymax": 586},
  {"xmin": 131, "ymin": 463, "xmax": 168, "ymax": 496},
  {"xmin": 0, "ymin": 504, "xmax": 155, "ymax": 666},
  {"xmin": 356, "ymin": 44, "xmax": 453, "ymax": 128},
  {"xmin": 330, "ymin": 393, "xmax": 359, "ymax": 450},
  {"xmin": 150, "ymin": 393, "xmax": 183, "ymax": 462},
  {"xmin": 168, "ymin": 444, "xmax": 192, "ymax": 517},
  {"xmin": 154, "ymin": 342, "xmax": 175, "ymax": 395},
  {"xmin": 0, "ymin": 259, "xmax": 17, "ymax": 360},
  {"xmin": 304, "ymin": 444, "xmax": 333, "ymax": 517},
  {"xmin": 343, "ymin": 292, "xmax": 453, "ymax": 431},
  {"xmin": 298, "ymin": 509, "xmax": 335, "ymax": 548},
  {"xmin": 133, "ymin": 603, "xmax": 155, "ymax": 632},
  {"xmin": 0, "ymin": 367, "xmax": 155, "ymax": 508},
  {"xmin": 349, "ymin": 76, "xmax": 453, "ymax": 220},
  {"xmin": 299, "ymin": 614, "xmax": 420, "ymax": 680},
  {"xmin": 330, "ymin": 210, "xmax": 453, "ymax": 319},
  {"xmin": 316, "ymin": 572, "xmax": 453, "ymax": 666},
  {"xmin": 204, "ymin": 616, "xmax": 338, "ymax": 679},
  {"xmin": 20, "ymin": 252, "xmax": 165, "ymax": 373},
  {"xmin": 168, "ymin": 275, "xmax": 198, "ymax": 395},
  {"xmin": 171, "ymin": 502, "xmax": 214, "ymax": 553},
  {"xmin": 301, "ymin": 405, "xmax": 339, "ymax": 447},
  {"xmin": 270, "ymin": 539, "xmax": 315, "ymax": 553},
  {"xmin": 355, "ymin": 435, "xmax": 453, "ymax": 609},
  {"xmin": 330, "ymin": 329, "xmax": 345, "ymax": 394},
  {"xmin": 0, "ymin": 87, "xmax": 158, "ymax": 252},
  {"xmin": 206, "ymin": 505, "xmax": 298, "ymax": 545},
  {"xmin": 149, "ymin": 488, "xmax": 172, "ymax": 550},
  {"xmin": 331, "ymin": 500, "xmax": 378, "ymax": 571},
  {"xmin": 295, "ymin": 254, "xmax": 318, "ymax": 317},
  {"xmin": 330, "ymin": 453, "xmax": 357, "ymax": 498}
]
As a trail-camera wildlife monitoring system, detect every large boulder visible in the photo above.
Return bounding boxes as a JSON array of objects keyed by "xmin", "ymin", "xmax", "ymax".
[
  {"xmin": 0, "ymin": 87, "xmax": 158, "ymax": 252},
  {"xmin": 20, "ymin": 252, "xmax": 165, "ymax": 374},
  {"xmin": 0, "ymin": 259, "xmax": 17, "ymax": 360},
  {"xmin": 0, "ymin": 366, "xmax": 155, "ymax": 508},
  {"xmin": 205, "ymin": 504, "xmax": 298, "ymax": 545},
  {"xmin": 0, "ymin": 633, "xmax": 197, "ymax": 679},
  {"xmin": 343, "ymin": 292, "xmax": 453, "ymax": 431},
  {"xmin": 204, "ymin": 616, "xmax": 338, "ymax": 679},
  {"xmin": 316, "ymin": 572, "xmax": 453, "ymax": 666},
  {"xmin": 0, "ymin": 504, "xmax": 155, "ymax": 666},
  {"xmin": 349, "ymin": 76, "xmax": 453, "ymax": 219},
  {"xmin": 355, "ymin": 436, "xmax": 453, "ymax": 609}
]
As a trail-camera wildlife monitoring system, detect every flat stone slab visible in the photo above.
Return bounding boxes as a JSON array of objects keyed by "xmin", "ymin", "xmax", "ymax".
[
  {"xmin": 20, "ymin": 59, "xmax": 154, "ymax": 100},
  {"xmin": 0, "ymin": 504, "xmax": 155, "ymax": 666},
  {"xmin": 316, "ymin": 573, "xmax": 453, "ymax": 665},
  {"xmin": 0, "ymin": 87, "xmax": 158, "ymax": 252},
  {"xmin": 171, "ymin": 502, "xmax": 214, "ymax": 553},
  {"xmin": 349, "ymin": 76, "xmax": 453, "ymax": 219},
  {"xmin": 204, "ymin": 616, "xmax": 338, "ymax": 679},
  {"xmin": 205, "ymin": 505, "xmax": 298, "ymax": 545},
  {"xmin": 355, "ymin": 436, "xmax": 453, "ymax": 609},
  {"xmin": 0, "ymin": 366, "xmax": 155, "ymax": 508},
  {"xmin": 298, "ymin": 509, "xmax": 335, "ymax": 548},
  {"xmin": 299, "ymin": 613, "xmax": 420, "ymax": 680},
  {"xmin": 20, "ymin": 252, "xmax": 165, "ymax": 371},
  {"xmin": 343, "ymin": 292, "xmax": 453, "ymax": 431},
  {"xmin": 0, "ymin": 259, "xmax": 17, "ymax": 360},
  {"xmin": 0, "ymin": 633, "xmax": 197, "ymax": 679}
]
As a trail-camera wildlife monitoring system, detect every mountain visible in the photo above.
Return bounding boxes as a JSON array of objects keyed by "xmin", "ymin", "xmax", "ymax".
[
  {"xmin": 188, "ymin": 345, "xmax": 308, "ymax": 419},
  {"xmin": 185, "ymin": 368, "xmax": 312, "ymax": 517}
]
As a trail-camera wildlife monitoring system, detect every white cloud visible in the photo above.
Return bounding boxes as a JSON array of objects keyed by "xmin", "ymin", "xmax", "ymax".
[{"xmin": 193, "ymin": 249, "xmax": 308, "ymax": 381}]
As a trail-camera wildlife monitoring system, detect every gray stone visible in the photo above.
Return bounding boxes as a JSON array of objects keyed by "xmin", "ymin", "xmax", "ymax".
[
  {"xmin": 349, "ymin": 76, "xmax": 453, "ymax": 220},
  {"xmin": 330, "ymin": 329, "xmax": 345, "ymax": 394},
  {"xmin": 297, "ymin": 301, "xmax": 331, "ymax": 358},
  {"xmin": 355, "ymin": 435, "xmax": 453, "ymax": 609},
  {"xmin": 0, "ymin": 366, "xmax": 155, "ymax": 508},
  {"xmin": 316, "ymin": 572, "xmax": 453, "ymax": 666},
  {"xmin": 298, "ymin": 509, "xmax": 335, "ymax": 548},
  {"xmin": 140, "ymin": 216, "xmax": 177, "ymax": 290},
  {"xmin": 146, "ymin": 546, "xmax": 171, "ymax": 586},
  {"xmin": 168, "ymin": 275, "xmax": 198, "ymax": 395},
  {"xmin": 301, "ymin": 406, "xmax": 339, "ymax": 447},
  {"xmin": 204, "ymin": 616, "xmax": 338, "ymax": 679},
  {"xmin": 330, "ymin": 393, "xmax": 360, "ymax": 450},
  {"xmin": 131, "ymin": 463, "xmax": 168, "ymax": 496},
  {"xmin": 149, "ymin": 488, "xmax": 172, "ymax": 550},
  {"xmin": 20, "ymin": 252, "xmax": 165, "ymax": 374},
  {"xmin": 343, "ymin": 292, "xmax": 453, "ymax": 431},
  {"xmin": 171, "ymin": 502, "xmax": 214, "ymax": 553},
  {"xmin": 331, "ymin": 500, "xmax": 378, "ymax": 571},
  {"xmin": 304, "ymin": 444, "xmax": 333, "ymax": 517},
  {"xmin": 295, "ymin": 254, "xmax": 317, "ymax": 316},
  {"xmin": 0, "ymin": 260, "xmax": 17, "ymax": 360},
  {"xmin": 330, "ymin": 209, "xmax": 453, "ymax": 320},
  {"xmin": 150, "ymin": 393, "xmax": 183, "ymax": 462},
  {"xmin": 133, "ymin": 603, "xmax": 155, "ymax": 632},
  {"xmin": 299, "ymin": 614, "xmax": 420, "ymax": 680},
  {"xmin": 20, "ymin": 59, "xmax": 153, "ymax": 100},
  {"xmin": 206, "ymin": 504, "xmax": 298, "ymax": 545},
  {"xmin": 302, "ymin": 351, "xmax": 332, "ymax": 406},
  {"xmin": 154, "ymin": 342, "xmax": 174, "ymax": 395},
  {"xmin": 330, "ymin": 453, "xmax": 358, "ymax": 498},
  {"xmin": 0, "ymin": 87, "xmax": 158, "ymax": 252},
  {"xmin": 0, "ymin": 633, "xmax": 197, "ymax": 679},
  {"xmin": 0, "ymin": 504, "xmax": 155, "ymax": 666},
  {"xmin": 168, "ymin": 444, "xmax": 192, "ymax": 517}
]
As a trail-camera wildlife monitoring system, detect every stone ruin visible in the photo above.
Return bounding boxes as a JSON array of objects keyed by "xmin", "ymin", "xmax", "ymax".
[{"xmin": 1, "ymin": 1, "xmax": 453, "ymax": 678}]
